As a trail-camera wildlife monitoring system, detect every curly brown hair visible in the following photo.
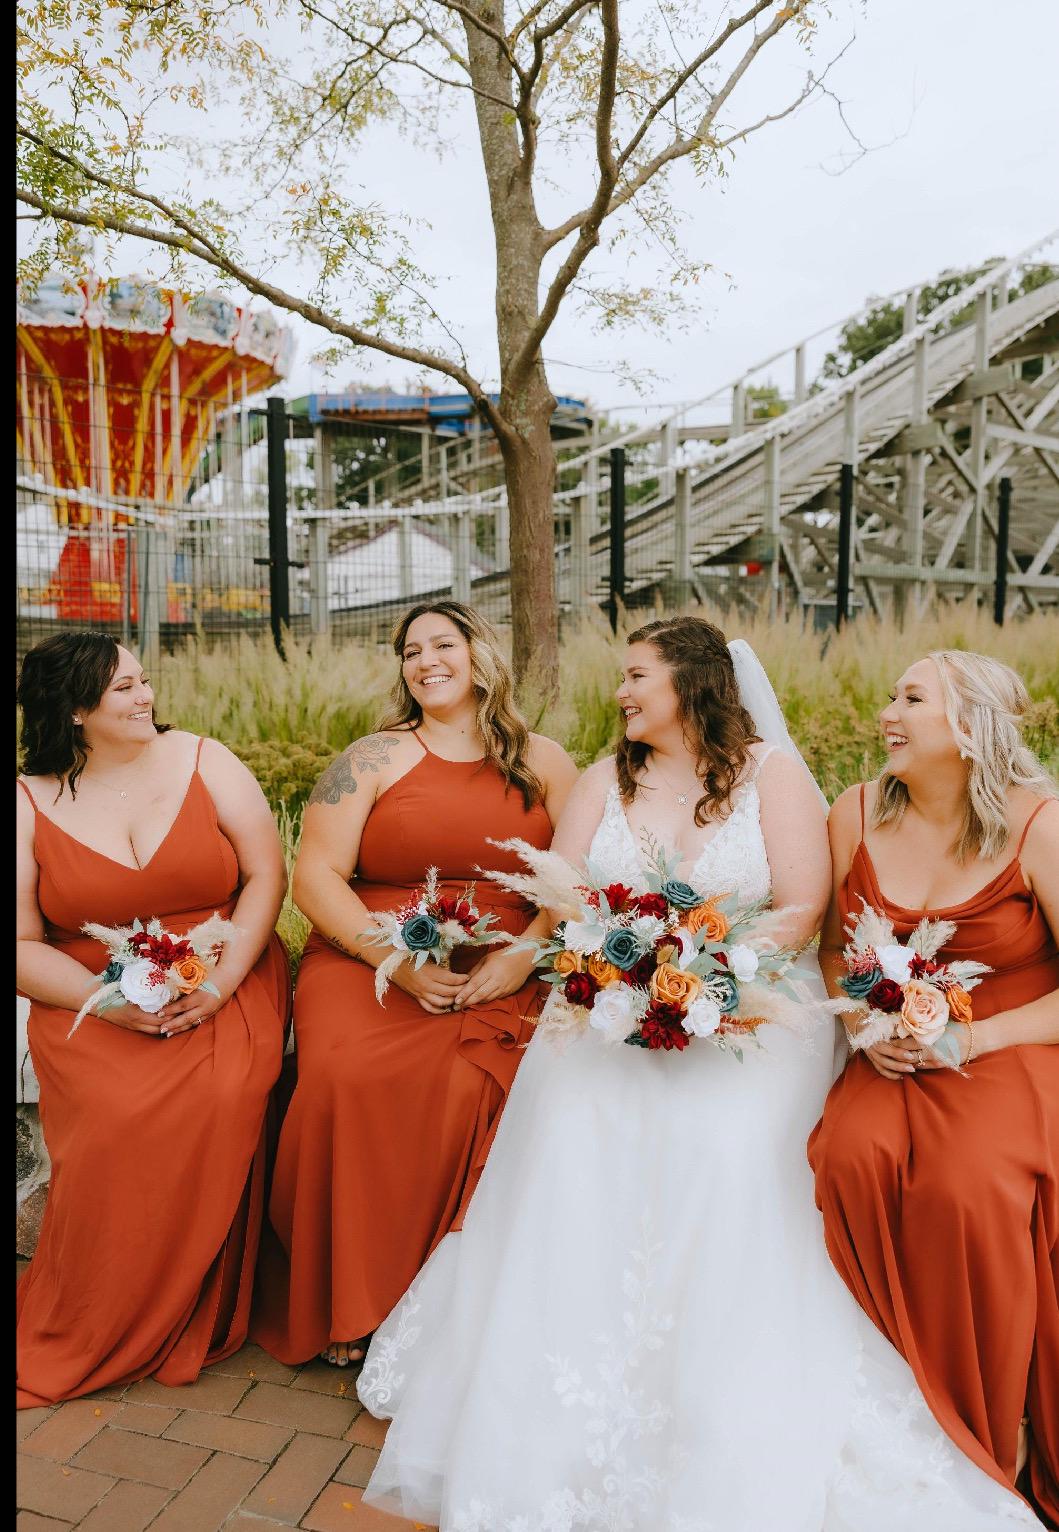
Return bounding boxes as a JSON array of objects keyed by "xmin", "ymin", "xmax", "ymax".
[
  {"xmin": 380, "ymin": 600, "xmax": 543, "ymax": 811},
  {"xmin": 615, "ymin": 617, "xmax": 760, "ymax": 825}
]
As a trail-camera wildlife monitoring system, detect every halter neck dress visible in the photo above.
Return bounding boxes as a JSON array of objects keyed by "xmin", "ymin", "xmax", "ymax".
[
  {"xmin": 251, "ymin": 732, "xmax": 553, "ymax": 1364},
  {"xmin": 809, "ymin": 786, "xmax": 1059, "ymax": 1522},
  {"xmin": 17, "ymin": 740, "xmax": 291, "ymax": 1407}
]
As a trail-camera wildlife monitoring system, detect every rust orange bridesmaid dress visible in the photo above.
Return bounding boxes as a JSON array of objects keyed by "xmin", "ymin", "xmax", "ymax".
[
  {"xmin": 17, "ymin": 743, "xmax": 290, "ymax": 1407},
  {"xmin": 251, "ymin": 738, "xmax": 552, "ymax": 1364},
  {"xmin": 809, "ymin": 788, "xmax": 1059, "ymax": 1523}
]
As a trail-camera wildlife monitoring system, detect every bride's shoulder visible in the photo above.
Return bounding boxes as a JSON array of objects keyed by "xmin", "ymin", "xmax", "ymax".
[
  {"xmin": 580, "ymin": 755, "xmax": 618, "ymax": 791},
  {"xmin": 561, "ymin": 756, "xmax": 617, "ymax": 815}
]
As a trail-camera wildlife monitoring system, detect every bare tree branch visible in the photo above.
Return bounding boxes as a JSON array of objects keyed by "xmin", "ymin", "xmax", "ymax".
[
  {"xmin": 15, "ymin": 181, "xmax": 504, "ymax": 433},
  {"xmin": 434, "ymin": 0, "xmax": 526, "ymax": 83},
  {"xmin": 543, "ymin": 4, "xmax": 806, "ymax": 253},
  {"xmin": 296, "ymin": 1, "xmax": 512, "ymax": 109},
  {"xmin": 507, "ymin": 0, "xmax": 619, "ymax": 384},
  {"xmin": 525, "ymin": 0, "xmax": 599, "ymax": 93},
  {"xmin": 615, "ymin": 0, "xmax": 774, "ymax": 175}
]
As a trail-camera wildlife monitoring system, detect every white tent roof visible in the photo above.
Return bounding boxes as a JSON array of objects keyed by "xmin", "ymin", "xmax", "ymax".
[{"xmin": 323, "ymin": 522, "xmax": 486, "ymax": 609}]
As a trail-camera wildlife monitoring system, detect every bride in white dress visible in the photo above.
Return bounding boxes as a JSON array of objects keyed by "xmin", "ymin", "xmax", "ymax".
[{"xmin": 358, "ymin": 618, "xmax": 1036, "ymax": 1531}]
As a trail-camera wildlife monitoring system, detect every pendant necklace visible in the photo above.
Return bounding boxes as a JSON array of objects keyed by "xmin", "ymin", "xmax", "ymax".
[
  {"xmin": 83, "ymin": 759, "xmax": 148, "ymax": 801},
  {"xmin": 651, "ymin": 759, "xmax": 700, "ymax": 807}
]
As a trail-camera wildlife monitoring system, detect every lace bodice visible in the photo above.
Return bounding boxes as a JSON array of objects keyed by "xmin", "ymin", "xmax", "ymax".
[{"xmin": 587, "ymin": 776, "xmax": 772, "ymax": 908}]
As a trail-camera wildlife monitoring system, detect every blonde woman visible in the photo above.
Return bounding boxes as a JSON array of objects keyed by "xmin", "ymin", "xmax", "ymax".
[
  {"xmin": 809, "ymin": 651, "xmax": 1059, "ymax": 1524},
  {"xmin": 252, "ymin": 602, "xmax": 577, "ymax": 1368}
]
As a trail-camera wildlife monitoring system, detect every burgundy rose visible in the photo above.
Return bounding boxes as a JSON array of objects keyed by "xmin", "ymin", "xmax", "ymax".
[
  {"xmin": 635, "ymin": 892, "xmax": 669, "ymax": 919},
  {"xmin": 622, "ymin": 953, "xmax": 657, "ymax": 988},
  {"xmin": 564, "ymin": 972, "xmax": 598, "ymax": 1007},
  {"xmin": 435, "ymin": 895, "xmax": 477, "ymax": 931},
  {"xmin": 909, "ymin": 955, "xmax": 939, "ymax": 979},
  {"xmin": 640, "ymin": 1000, "xmax": 691, "ymax": 1051},
  {"xmin": 131, "ymin": 931, "xmax": 190, "ymax": 965},
  {"xmin": 867, "ymin": 978, "xmax": 904, "ymax": 1013},
  {"xmin": 600, "ymin": 883, "xmax": 635, "ymax": 913}
]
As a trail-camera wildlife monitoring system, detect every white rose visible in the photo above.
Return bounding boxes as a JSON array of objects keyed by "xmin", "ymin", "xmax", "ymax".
[
  {"xmin": 684, "ymin": 995, "xmax": 721, "ymax": 1038},
  {"xmin": 878, "ymin": 944, "xmax": 915, "ymax": 984},
  {"xmin": 564, "ymin": 914, "xmax": 606, "ymax": 954},
  {"xmin": 629, "ymin": 915, "xmax": 666, "ymax": 947},
  {"xmin": 728, "ymin": 944, "xmax": 759, "ymax": 983},
  {"xmin": 672, "ymin": 928, "xmax": 698, "ymax": 969},
  {"xmin": 119, "ymin": 958, "xmax": 171, "ymax": 1013},
  {"xmin": 588, "ymin": 985, "xmax": 638, "ymax": 1045}
]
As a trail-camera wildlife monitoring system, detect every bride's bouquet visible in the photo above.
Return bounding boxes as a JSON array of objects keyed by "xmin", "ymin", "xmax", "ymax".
[
  {"xmin": 839, "ymin": 898, "xmax": 990, "ymax": 1068},
  {"xmin": 364, "ymin": 865, "xmax": 511, "ymax": 1001},
  {"xmin": 69, "ymin": 914, "xmax": 237, "ymax": 1037},
  {"xmin": 484, "ymin": 837, "xmax": 812, "ymax": 1056}
]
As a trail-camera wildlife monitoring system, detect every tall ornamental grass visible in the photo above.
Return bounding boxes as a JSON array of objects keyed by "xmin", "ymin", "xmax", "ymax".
[
  {"xmin": 158, "ymin": 607, "xmax": 1059, "ymax": 811},
  {"xmin": 117, "ymin": 608, "xmax": 1059, "ymax": 965}
]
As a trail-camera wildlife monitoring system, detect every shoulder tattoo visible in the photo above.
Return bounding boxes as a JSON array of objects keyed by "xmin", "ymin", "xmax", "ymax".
[{"xmin": 308, "ymin": 734, "xmax": 400, "ymax": 807}]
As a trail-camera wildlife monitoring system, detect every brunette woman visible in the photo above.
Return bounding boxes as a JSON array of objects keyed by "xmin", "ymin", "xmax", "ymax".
[
  {"xmin": 16, "ymin": 633, "xmax": 290, "ymax": 1405},
  {"xmin": 252, "ymin": 601, "xmax": 578, "ymax": 1367},
  {"xmin": 809, "ymin": 650, "xmax": 1059, "ymax": 1524}
]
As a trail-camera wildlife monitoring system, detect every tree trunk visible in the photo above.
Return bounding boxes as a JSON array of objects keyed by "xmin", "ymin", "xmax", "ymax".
[
  {"xmin": 497, "ymin": 367, "xmax": 559, "ymax": 691},
  {"xmin": 461, "ymin": 9, "xmax": 559, "ymax": 694}
]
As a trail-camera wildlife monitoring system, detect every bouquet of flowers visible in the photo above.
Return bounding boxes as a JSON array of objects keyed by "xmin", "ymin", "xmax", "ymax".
[
  {"xmin": 839, "ymin": 898, "xmax": 990, "ymax": 1067},
  {"xmin": 364, "ymin": 865, "xmax": 511, "ymax": 1001},
  {"xmin": 69, "ymin": 914, "xmax": 237, "ymax": 1037},
  {"xmin": 483, "ymin": 837, "xmax": 814, "ymax": 1056}
]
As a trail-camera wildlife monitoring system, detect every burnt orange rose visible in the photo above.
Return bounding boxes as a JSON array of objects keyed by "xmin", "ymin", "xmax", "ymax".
[
  {"xmin": 686, "ymin": 903, "xmax": 729, "ymax": 941},
  {"xmin": 170, "ymin": 954, "xmax": 208, "ymax": 994},
  {"xmin": 649, "ymin": 962, "xmax": 701, "ymax": 1008},
  {"xmin": 946, "ymin": 984, "xmax": 973, "ymax": 1024},
  {"xmin": 587, "ymin": 954, "xmax": 622, "ymax": 988},
  {"xmin": 553, "ymin": 949, "xmax": 583, "ymax": 978}
]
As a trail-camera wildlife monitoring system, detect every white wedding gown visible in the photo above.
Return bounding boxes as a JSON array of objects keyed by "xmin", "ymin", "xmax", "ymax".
[{"xmin": 359, "ymin": 776, "xmax": 1036, "ymax": 1530}]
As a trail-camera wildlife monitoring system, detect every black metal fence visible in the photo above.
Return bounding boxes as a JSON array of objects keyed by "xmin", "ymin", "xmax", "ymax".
[{"xmin": 16, "ymin": 379, "xmax": 1034, "ymax": 666}]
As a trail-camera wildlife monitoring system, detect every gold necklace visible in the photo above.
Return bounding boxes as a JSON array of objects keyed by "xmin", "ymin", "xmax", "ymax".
[
  {"xmin": 649, "ymin": 757, "xmax": 701, "ymax": 807},
  {"xmin": 82, "ymin": 757, "xmax": 150, "ymax": 801}
]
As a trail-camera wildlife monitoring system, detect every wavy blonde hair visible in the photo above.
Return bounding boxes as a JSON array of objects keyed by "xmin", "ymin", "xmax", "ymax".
[
  {"xmin": 873, "ymin": 649, "xmax": 1057, "ymax": 861},
  {"xmin": 379, "ymin": 600, "xmax": 543, "ymax": 810}
]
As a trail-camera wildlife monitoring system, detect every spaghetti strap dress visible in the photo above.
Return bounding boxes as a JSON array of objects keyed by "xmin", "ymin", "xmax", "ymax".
[
  {"xmin": 251, "ymin": 738, "xmax": 553, "ymax": 1365},
  {"xmin": 809, "ymin": 787, "xmax": 1059, "ymax": 1522},
  {"xmin": 17, "ymin": 740, "xmax": 291, "ymax": 1407}
]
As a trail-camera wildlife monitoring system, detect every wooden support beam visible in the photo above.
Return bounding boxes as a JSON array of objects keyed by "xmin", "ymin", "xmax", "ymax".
[
  {"xmin": 851, "ymin": 562, "xmax": 1057, "ymax": 590},
  {"xmin": 951, "ymin": 366, "xmax": 1015, "ymax": 403},
  {"xmin": 1026, "ymin": 515, "xmax": 1059, "ymax": 577},
  {"xmin": 986, "ymin": 422, "xmax": 1059, "ymax": 454}
]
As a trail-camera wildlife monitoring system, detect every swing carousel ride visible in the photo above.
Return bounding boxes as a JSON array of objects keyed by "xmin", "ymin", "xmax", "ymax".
[{"xmin": 16, "ymin": 272, "xmax": 293, "ymax": 626}]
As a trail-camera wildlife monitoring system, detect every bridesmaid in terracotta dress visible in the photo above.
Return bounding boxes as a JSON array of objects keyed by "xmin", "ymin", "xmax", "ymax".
[
  {"xmin": 253, "ymin": 601, "xmax": 577, "ymax": 1367},
  {"xmin": 809, "ymin": 650, "xmax": 1059, "ymax": 1525},
  {"xmin": 16, "ymin": 633, "xmax": 290, "ymax": 1406}
]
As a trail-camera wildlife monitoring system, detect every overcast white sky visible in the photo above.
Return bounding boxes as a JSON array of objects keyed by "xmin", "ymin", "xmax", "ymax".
[
  {"xmin": 287, "ymin": 0, "xmax": 1059, "ymax": 416},
  {"xmin": 35, "ymin": 0, "xmax": 1059, "ymax": 418}
]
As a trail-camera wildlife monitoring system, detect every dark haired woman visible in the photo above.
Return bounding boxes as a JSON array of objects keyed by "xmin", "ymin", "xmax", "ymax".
[
  {"xmin": 16, "ymin": 634, "xmax": 290, "ymax": 1406},
  {"xmin": 353, "ymin": 618, "xmax": 1032, "ymax": 1530},
  {"xmin": 252, "ymin": 602, "xmax": 577, "ymax": 1367}
]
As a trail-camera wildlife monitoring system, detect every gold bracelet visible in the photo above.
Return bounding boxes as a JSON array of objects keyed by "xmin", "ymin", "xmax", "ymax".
[{"xmin": 965, "ymin": 1019, "xmax": 975, "ymax": 1064}]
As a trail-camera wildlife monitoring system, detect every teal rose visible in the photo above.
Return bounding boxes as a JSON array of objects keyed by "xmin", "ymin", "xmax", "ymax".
[
  {"xmin": 661, "ymin": 879, "xmax": 704, "ymax": 911},
  {"xmin": 840, "ymin": 967, "xmax": 883, "ymax": 1000},
  {"xmin": 712, "ymin": 972, "xmax": 739, "ymax": 1014},
  {"xmin": 401, "ymin": 913, "xmax": 440, "ymax": 952},
  {"xmin": 601, "ymin": 928, "xmax": 644, "ymax": 971},
  {"xmin": 101, "ymin": 960, "xmax": 124, "ymax": 985}
]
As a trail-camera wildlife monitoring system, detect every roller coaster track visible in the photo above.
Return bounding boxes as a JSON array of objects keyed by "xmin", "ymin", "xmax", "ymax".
[{"xmin": 330, "ymin": 241, "xmax": 1057, "ymax": 635}]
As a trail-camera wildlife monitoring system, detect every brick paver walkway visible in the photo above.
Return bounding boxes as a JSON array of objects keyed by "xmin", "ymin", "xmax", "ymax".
[{"xmin": 16, "ymin": 1322, "xmax": 434, "ymax": 1532}]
